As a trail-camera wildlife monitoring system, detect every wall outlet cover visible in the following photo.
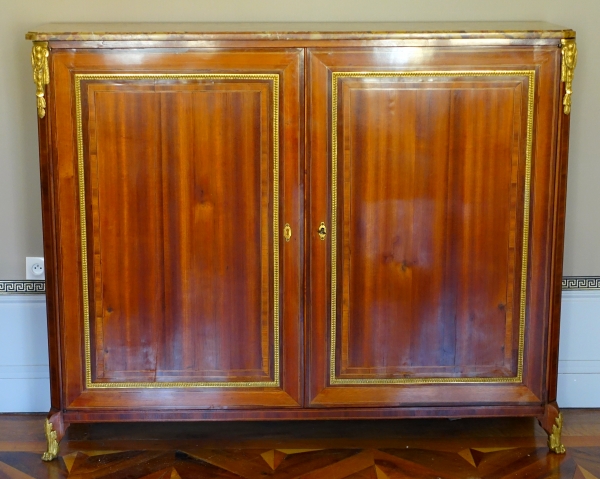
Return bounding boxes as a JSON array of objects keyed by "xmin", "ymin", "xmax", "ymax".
[{"xmin": 25, "ymin": 257, "xmax": 45, "ymax": 280}]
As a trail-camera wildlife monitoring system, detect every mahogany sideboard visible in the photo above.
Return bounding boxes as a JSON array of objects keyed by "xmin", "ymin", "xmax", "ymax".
[{"xmin": 26, "ymin": 22, "xmax": 577, "ymax": 460}]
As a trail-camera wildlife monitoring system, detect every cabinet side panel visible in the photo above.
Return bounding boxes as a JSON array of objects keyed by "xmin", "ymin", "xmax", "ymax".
[
  {"xmin": 545, "ymin": 61, "xmax": 571, "ymax": 402},
  {"xmin": 38, "ymin": 52, "xmax": 63, "ymax": 411}
]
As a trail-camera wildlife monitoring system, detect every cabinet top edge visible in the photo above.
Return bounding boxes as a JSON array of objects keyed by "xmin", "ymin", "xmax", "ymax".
[{"xmin": 26, "ymin": 21, "xmax": 575, "ymax": 42}]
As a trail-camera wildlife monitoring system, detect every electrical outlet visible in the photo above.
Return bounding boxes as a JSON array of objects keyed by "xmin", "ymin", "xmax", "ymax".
[{"xmin": 26, "ymin": 257, "xmax": 45, "ymax": 280}]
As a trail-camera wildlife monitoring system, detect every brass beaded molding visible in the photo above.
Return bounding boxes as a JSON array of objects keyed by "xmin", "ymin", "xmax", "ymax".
[
  {"xmin": 329, "ymin": 70, "xmax": 535, "ymax": 385},
  {"xmin": 74, "ymin": 73, "xmax": 280, "ymax": 389}
]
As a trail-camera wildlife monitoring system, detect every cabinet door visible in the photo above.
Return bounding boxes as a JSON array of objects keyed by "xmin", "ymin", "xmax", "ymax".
[
  {"xmin": 50, "ymin": 48, "xmax": 303, "ymax": 410},
  {"xmin": 307, "ymin": 47, "xmax": 562, "ymax": 407}
]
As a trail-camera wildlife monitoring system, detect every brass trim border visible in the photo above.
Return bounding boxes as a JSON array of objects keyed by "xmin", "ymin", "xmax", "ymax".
[
  {"xmin": 75, "ymin": 73, "xmax": 280, "ymax": 389},
  {"xmin": 330, "ymin": 70, "xmax": 535, "ymax": 385}
]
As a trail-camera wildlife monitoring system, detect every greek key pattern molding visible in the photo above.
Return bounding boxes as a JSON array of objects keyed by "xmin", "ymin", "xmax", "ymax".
[
  {"xmin": 0, "ymin": 281, "xmax": 46, "ymax": 294},
  {"xmin": 0, "ymin": 278, "xmax": 598, "ymax": 295},
  {"xmin": 562, "ymin": 277, "xmax": 600, "ymax": 290}
]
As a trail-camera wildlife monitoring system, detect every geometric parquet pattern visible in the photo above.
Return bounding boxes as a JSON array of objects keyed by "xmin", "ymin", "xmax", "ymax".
[
  {"xmin": 1, "ymin": 446, "xmax": 599, "ymax": 478},
  {"xmin": 1, "ymin": 411, "xmax": 599, "ymax": 479}
]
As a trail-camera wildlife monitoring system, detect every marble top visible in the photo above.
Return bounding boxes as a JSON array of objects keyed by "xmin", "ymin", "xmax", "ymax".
[{"xmin": 26, "ymin": 22, "xmax": 575, "ymax": 42}]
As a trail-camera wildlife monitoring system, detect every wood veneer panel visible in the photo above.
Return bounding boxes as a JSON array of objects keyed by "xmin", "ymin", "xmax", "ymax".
[
  {"xmin": 545, "ymin": 76, "xmax": 572, "ymax": 403},
  {"xmin": 307, "ymin": 46, "xmax": 561, "ymax": 407},
  {"xmin": 36, "ymin": 74, "xmax": 63, "ymax": 412},
  {"xmin": 85, "ymin": 82, "xmax": 272, "ymax": 384},
  {"xmin": 88, "ymin": 86, "xmax": 164, "ymax": 381},
  {"xmin": 158, "ymin": 84, "xmax": 270, "ymax": 382},
  {"xmin": 50, "ymin": 48, "xmax": 303, "ymax": 409},
  {"xmin": 339, "ymin": 79, "xmax": 522, "ymax": 379},
  {"xmin": 62, "ymin": 403, "xmax": 546, "ymax": 421}
]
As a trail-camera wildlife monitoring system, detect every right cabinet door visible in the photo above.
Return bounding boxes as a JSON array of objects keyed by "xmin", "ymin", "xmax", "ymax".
[{"xmin": 307, "ymin": 46, "xmax": 563, "ymax": 407}]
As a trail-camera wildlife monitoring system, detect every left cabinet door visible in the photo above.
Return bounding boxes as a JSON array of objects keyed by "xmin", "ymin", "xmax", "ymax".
[{"xmin": 47, "ymin": 48, "xmax": 303, "ymax": 411}]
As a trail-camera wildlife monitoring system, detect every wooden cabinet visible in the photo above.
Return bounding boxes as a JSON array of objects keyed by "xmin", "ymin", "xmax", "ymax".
[{"xmin": 27, "ymin": 22, "xmax": 576, "ymax": 460}]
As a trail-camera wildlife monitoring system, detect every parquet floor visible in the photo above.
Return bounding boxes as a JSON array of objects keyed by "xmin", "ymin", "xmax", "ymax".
[{"xmin": 0, "ymin": 410, "xmax": 599, "ymax": 478}]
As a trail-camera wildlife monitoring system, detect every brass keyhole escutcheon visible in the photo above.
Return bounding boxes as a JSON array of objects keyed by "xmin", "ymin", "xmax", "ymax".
[
  {"xmin": 284, "ymin": 223, "xmax": 292, "ymax": 242},
  {"xmin": 318, "ymin": 222, "xmax": 327, "ymax": 240}
]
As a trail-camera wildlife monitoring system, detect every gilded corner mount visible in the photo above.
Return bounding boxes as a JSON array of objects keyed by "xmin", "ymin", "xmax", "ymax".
[
  {"xmin": 41, "ymin": 418, "xmax": 59, "ymax": 461},
  {"xmin": 561, "ymin": 39, "xmax": 577, "ymax": 115},
  {"xmin": 31, "ymin": 42, "xmax": 50, "ymax": 119},
  {"xmin": 548, "ymin": 412, "xmax": 566, "ymax": 454}
]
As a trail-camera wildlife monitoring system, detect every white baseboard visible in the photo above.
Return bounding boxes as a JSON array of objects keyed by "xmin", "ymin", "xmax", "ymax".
[
  {"xmin": 556, "ymin": 290, "xmax": 600, "ymax": 408},
  {"xmin": 0, "ymin": 295, "xmax": 50, "ymax": 412},
  {"xmin": 0, "ymin": 378, "xmax": 50, "ymax": 412},
  {"xmin": 0, "ymin": 291, "xmax": 599, "ymax": 412}
]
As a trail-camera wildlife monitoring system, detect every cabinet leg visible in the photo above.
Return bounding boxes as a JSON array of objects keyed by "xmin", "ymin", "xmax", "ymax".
[
  {"xmin": 537, "ymin": 402, "xmax": 566, "ymax": 454},
  {"xmin": 41, "ymin": 410, "xmax": 66, "ymax": 461}
]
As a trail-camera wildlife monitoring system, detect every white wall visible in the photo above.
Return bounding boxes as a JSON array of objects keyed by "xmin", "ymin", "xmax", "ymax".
[
  {"xmin": 556, "ymin": 291, "xmax": 600, "ymax": 407},
  {"xmin": 0, "ymin": 295, "xmax": 50, "ymax": 412},
  {"xmin": 0, "ymin": 0, "xmax": 599, "ymax": 278},
  {"xmin": 0, "ymin": 291, "xmax": 597, "ymax": 412}
]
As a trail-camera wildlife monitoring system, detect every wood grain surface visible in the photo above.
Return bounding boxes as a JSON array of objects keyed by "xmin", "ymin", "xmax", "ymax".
[
  {"xmin": 85, "ymin": 81, "xmax": 272, "ymax": 384},
  {"xmin": 1, "ymin": 410, "xmax": 599, "ymax": 478},
  {"xmin": 306, "ymin": 45, "xmax": 562, "ymax": 407},
  {"xmin": 48, "ymin": 47, "xmax": 303, "ymax": 409},
  {"xmin": 337, "ymin": 78, "xmax": 521, "ymax": 380}
]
